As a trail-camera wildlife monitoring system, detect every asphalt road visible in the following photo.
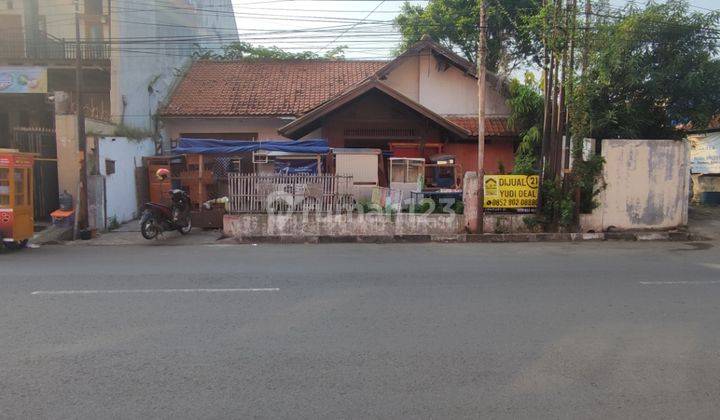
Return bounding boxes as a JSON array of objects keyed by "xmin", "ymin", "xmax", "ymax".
[{"xmin": 1, "ymin": 240, "xmax": 720, "ymax": 419}]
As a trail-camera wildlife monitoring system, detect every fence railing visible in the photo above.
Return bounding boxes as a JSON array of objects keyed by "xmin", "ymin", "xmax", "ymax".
[
  {"xmin": 0, "ymin": 32, "xmax": 110, "ymax": 61},
  {"xmin": 228, "ymin": 173, "xmax": 355, "ymax": 214},
  {"xmin": 11, "ymin": 127, "xmax": 57, "ymax": 159}
]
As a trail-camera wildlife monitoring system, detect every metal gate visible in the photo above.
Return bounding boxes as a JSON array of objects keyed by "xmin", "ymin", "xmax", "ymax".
[{"xmin": 12, "ymin": 127, "xmax": 58, "ymax": 220}]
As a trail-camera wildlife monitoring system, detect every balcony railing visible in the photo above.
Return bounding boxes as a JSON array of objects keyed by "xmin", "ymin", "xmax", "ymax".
[{"xmin": 0, "ymin": 31, "xmax": 109, "ymax": 61}]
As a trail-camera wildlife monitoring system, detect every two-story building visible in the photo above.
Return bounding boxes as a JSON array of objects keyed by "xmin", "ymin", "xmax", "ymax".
[{"xmin": 0, "ymin": 0, "xmax": 237, "ymax": 218}]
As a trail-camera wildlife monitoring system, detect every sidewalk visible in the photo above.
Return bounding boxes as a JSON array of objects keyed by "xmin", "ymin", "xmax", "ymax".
[
  {"xmin": 233, "ymin": 230, "xmax": 694, "ymax": 244},
  {"xmin": 688, "ymin": 205, "xmax": 720, "ymax": 241},
  {"xmin": 33, "ymin": 206, "xmax": 718, "ymax": 247},
  {"xmin": 65, "ymin": 220, "xmax": 226, "ymax": 246}
]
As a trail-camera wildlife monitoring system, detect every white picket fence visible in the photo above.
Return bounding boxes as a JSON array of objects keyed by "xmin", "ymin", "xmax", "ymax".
[{"xmin": 228, "ymin": 173, "xmax": 355, "ymax": 214}]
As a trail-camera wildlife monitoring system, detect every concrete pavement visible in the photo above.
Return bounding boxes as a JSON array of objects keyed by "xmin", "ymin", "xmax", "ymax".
[
  {"xmin": 689, "ymin": 205, "xmax": 720, "ymax": 240},
  {"xmin": 2, "ymin": 240, "xmax": 720, "ymax": 418},
  {"xmin": 63, "ymin": 220, "xmax": 226, "ymax": 246}
]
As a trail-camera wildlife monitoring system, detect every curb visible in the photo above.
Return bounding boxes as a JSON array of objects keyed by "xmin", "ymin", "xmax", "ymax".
[{"xmin": 234, "ymin": 230, "xmax": 695, "ymax": 244}]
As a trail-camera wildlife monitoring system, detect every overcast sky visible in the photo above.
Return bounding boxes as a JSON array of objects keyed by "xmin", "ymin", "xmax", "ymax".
[{"xmin": 231, "ymin": 0, "xmax": 719, "ymax": 60}]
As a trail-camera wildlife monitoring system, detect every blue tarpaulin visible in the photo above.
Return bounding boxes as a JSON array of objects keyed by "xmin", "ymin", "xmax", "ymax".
[
  {"xmin": 173, "ymin": 138, "xmax": 330, "ymax": 155},
  {"xmin": 274, "ymin": 160, "xmax": 319, "ymax": 175}
]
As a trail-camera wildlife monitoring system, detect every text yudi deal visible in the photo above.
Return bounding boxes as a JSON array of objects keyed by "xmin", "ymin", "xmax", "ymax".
[{"xmin": 483, "ymin": 175, "xmax": 539, "ymax": 208}]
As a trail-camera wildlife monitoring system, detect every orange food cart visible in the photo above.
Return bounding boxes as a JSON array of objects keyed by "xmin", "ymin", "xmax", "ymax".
[{"xmin": 0, "ymin": 149, "xmax": 35, "ymax": 249}]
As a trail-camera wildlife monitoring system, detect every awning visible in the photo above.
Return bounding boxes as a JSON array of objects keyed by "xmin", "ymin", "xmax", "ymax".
[{"xmin": 173, "ymin": 138, "xmax": 330, "ymax": 155}]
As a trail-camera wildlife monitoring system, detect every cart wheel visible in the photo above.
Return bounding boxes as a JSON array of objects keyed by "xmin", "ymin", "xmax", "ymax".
[{"xmin": 4, "ymin": 239, "xmax": 28, "ymax": 250}]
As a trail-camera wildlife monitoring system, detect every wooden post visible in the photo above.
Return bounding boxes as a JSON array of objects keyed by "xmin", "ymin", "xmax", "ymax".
[
  {"xmin": 74, "ymin": 0, "xmax": 88, "ymax": 231},
  {"xmin": 198, "ymin": 154, "xmax": 204, "ymax": 210},
  {"xmin": 476, "ymin": 0, "xmax": 487, "ymax": 234}
]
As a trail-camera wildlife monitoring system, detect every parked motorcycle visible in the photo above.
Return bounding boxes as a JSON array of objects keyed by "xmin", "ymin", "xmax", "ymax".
[{"xmin": 140, "ymin": 189, "xmax": 192, "ymax": 240}]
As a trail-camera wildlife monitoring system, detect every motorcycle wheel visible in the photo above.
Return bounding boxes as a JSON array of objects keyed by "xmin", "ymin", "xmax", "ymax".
[
  {"xmin": 141, "ymin": 216, "xmax": 160, "ymax": 240},
  {"xmin": 178, "ymin": 215, "xmax": 192, "ymax": 235},
  {"xmin": 3, "ymin": 239, "xmax": 28, "ymax": 250}
]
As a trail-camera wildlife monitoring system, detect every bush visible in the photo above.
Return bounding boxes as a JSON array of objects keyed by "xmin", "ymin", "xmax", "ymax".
[
  {"xmin": 573, "ymin": 154, "xmax": 606, "ymax": 214},
  {"xmin": 522, "ymin": 215, "xmax": 541, "ymax": 231},
  {"xmin": 540, "ymin": 180, "xmax": 574, "ymax": 228}
]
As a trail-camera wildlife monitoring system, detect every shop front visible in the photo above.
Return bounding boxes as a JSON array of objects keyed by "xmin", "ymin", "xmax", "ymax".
[{"xmin": 0, "ymin": 149, "xmax": 34, "ymax": 248}]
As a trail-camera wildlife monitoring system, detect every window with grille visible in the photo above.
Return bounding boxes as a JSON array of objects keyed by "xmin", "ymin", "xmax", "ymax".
[{"xmin": 105, "ymin": 159, "xmax": 116, "ymax": 175}]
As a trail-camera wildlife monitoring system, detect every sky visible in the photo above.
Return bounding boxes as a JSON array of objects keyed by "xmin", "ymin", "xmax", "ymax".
[{"xmin": 230, "ymin": 0, "xmax": 719, "ymax": 60}]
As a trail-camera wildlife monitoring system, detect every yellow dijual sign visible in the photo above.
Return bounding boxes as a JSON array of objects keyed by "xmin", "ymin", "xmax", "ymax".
[{"xmin": 483, "ymin": 174, "xmax": 539, "ymax": 208}]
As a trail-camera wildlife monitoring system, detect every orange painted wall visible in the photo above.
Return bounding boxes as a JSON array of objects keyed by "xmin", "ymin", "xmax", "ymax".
[{"xmin": 444, "ymin": 138, "xmax": 515, "ymax": 175}]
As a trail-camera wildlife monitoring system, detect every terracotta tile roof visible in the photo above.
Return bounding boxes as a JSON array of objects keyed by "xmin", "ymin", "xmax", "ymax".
[
  {"xmin": 446, "ymin": 116, "xmax": 517, "ymax": 137},
  {"xmin": 160, "ymin": 60, "xmax": 388, "ymax": 117}
]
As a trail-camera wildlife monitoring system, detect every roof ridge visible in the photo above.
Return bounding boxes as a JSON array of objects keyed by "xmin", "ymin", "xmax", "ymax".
[{"xmin": 194, "ymin": 58, "xmax": 390, "ymax": 64}]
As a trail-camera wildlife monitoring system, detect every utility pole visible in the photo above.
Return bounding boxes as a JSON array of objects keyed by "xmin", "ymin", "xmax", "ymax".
[
  {"xmin": 558, "ymin": 0, "xmax": 570, "ymax": 172},
  {"xmin": 566, "ymin": 0, "xmax": 578, "ymax": 166},
  {"xmin": 476, "ymin": 0, "xmax": 487, "ymax": 233},
  {"xmin": 540, "ymin": 0, "xmax": 552, "ymax": 187},
  {"xmin": 582, "ymin": 0, "xmax": 591, "ymax": 73},
  {"xmin": 74, "ymin": 0, "xmax": 88, "ymax": 235},
  {"xmin": 548, "ymin": 0, "xmax": 561, "ymax": 180}
]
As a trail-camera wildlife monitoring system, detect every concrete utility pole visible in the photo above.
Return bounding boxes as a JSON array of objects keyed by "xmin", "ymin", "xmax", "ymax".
[
  {"xmin": 74, "ymin": 0, "xmax": 88, "ymax": 234},
  {"xmin": 476, "ymin": 0, "xmax": 487, "ymax": 234},
  {"xmin": 582, "ymin": 0, "xmax": 591, "ymax": 73}
]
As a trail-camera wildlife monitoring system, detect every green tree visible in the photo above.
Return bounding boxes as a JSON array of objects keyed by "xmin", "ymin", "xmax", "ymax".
[
  {"xmin": 394, "ymin": 0, "xmax": 541, "ymax": 73},
  {"xmin": 508, "ymin": 72, "xmax": 544, "ymax": 174},
  {"xmin": 193, "ymin": 42, "xmax": 347, "ymax": 60},
  {"xmin": 577, "ymin": 0, "xmax": 720, "ymax": 139}
]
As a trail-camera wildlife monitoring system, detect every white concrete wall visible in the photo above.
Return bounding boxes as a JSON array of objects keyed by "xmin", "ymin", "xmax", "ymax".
[
  {"xmin": 163, "ymin": 117, "xmax": 291, "ymax": 141},
  {"xmin": 162, "ymin": 117, "xmax": 321, "ymax": 142},
  {"xmin": 384, "ymin": 55, "xmax": 420, "ymax": 101},
  {"xmin": 195, "ymin": 0, "xmax": 238, "ymax": 51},
  {"xmin": 98, "ymin": 136, "xmax": 155, "ymax": 224},
  {"xmin": 224, "ymin": 213, "xmax": 463, "ymax": 238},
  {"xmin": 55, "ymin": 115, "xmax": 116, "ymax": 208},
  {"xmin": 110, "ymin": 0, "xmax": 237, "ymax": 131},
  {"xmin": 382, "ymin": 49, "xmax": 510, "ymax": 117},
  {"xmin": 581, "ymin": 139, "xmax": 690, "ymax": 231}
]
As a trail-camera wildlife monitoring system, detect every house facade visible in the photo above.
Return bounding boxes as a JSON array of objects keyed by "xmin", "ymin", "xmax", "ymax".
[{"xmin": 160, "ymin": 38, "xmax": 517, "ymax": 175}]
